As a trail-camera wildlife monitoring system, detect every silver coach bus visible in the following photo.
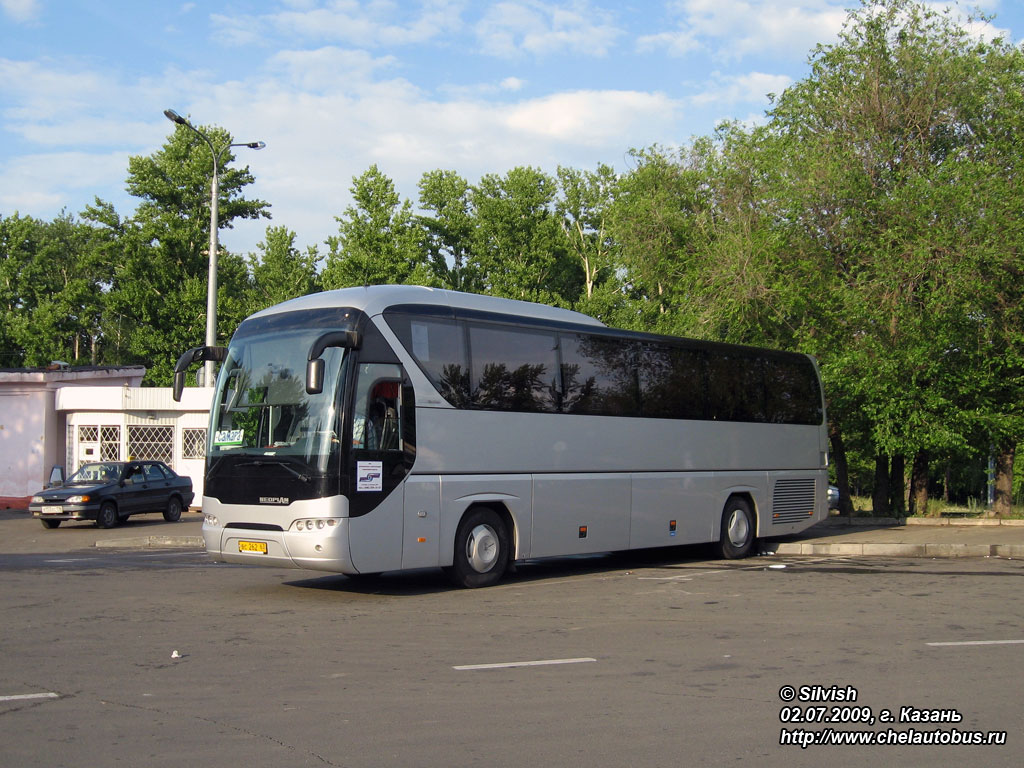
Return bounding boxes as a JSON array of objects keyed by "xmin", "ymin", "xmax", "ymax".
[{"xmin": 174, "ymin": 285, "xmax": 829, "ymax": 588}]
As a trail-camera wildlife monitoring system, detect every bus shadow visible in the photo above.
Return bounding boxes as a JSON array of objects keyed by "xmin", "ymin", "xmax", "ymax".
[{"xmin": 283, "ymin": 543, "xmax": 724, "ymax": 596}]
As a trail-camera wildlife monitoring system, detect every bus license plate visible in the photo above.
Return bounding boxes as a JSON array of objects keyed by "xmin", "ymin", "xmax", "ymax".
[{"xmin": 239, "ymin": 541, "xmax": 268, "ymax": 554}]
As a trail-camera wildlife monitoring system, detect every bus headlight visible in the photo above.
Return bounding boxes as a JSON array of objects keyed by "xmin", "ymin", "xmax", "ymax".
[
  {"xmin": 204, "ymin": 514, "xmax": 219, "ymax": 526},
  {"xmin": 293, "ymin": 518, "xmax": 337, "ymax": 532}
]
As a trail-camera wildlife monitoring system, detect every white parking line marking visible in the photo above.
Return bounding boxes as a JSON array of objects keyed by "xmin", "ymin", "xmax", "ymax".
[
  {"xmin": 453, "ymin": 657, "xmax": 596, "ymax": 671},
  {"xmin": 926, "ymin": 640, "xmax": 1024, "ymax": 647},
  {"xmin": 0, "ymin": 692, "xmax": 59, "ymax": 702}
]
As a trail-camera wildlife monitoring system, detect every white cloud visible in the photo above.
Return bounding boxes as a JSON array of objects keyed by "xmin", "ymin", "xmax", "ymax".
[
  {"xmin": 691, "ymin": 71, "xmax": 792, "ymax": 106},
  {"xmin": 0, "ymin": 51, "xmax": 678, "ymax": 253},
  {"xmin": 0, "ymin": 0, "xmax": 39, "ymax": 23},
  {"xmin": 504, "ymin": 90, "xmax": 677, "ymax": 145},
  {"xmin": 196, "ymin": 79, "xmax": 681, "ymax": 255},
  {"xmin": 265, "ymin": 46, "xmax": 399, "ymax": 91},
  {"xmin": 475, "ymin": 0, "xmax": 623, "ymax": 57},
  {"xmin": 0, "ymin": 151, "xmax": 132, "ymax": 213},
  {"xmin": 212, "ymin": 0, "xmax": 465, "ymax": 48},
  {"xmin": 639, "ymin": 1, "xmax": 846, "ymax": 60}
]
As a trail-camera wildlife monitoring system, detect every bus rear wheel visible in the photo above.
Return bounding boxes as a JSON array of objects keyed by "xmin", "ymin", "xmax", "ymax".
[
  {"xmin": 717, "ymin": 497, "xmax": 755, "ymax": 559},
  {"xmin": 449, "ymin": 507, "xmax": 510, "ymax": 589}
]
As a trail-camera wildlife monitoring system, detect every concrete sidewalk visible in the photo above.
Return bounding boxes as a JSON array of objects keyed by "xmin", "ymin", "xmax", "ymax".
[
  {"xmin": 766, "ymin": 516, "xmax": 1024, "ymax": 559},
  {"xmin": 3, "ymin": 505, "xmax": 1024, "ymax": 559},
  {"xmin": 0, "ymin": 507, "xmax": 205, "ymax": 554}
]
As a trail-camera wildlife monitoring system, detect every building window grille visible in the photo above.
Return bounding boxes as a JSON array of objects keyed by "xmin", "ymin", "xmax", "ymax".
[
  {"xmin": 182, "ymin": 428, "xmax": 207, "ymax": 460},
  {"xmin": 100, "ymin": 426, "xmax": 121, "ymax": 461},
  {"xmin": 127, "ymin": 425, "xmax": 173, "ymax": 463}
]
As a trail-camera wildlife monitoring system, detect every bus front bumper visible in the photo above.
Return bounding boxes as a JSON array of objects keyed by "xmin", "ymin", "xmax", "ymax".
[{"xmin": 202, "ymin": 498, "xmax": 359, "ymax": 574}]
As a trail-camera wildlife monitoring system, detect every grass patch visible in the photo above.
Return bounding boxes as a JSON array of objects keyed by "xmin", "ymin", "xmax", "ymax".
[{"xmin": 842, "ymin": 495, "xmax": 1024, "ymax": 519}]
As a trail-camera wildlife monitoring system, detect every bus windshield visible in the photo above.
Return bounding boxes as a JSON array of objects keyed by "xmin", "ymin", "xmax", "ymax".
[{"xmin": 209, "ymin": 328, "xmax": 348, "ymax": 475}]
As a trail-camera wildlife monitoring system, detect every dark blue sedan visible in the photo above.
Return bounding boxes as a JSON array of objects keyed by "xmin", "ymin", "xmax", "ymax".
[{"xmin": 30, "ymin": 461, "xmax": 194, "ymax": 529}]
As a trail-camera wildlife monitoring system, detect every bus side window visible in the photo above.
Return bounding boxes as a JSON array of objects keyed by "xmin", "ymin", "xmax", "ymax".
[{"xmin": 352, "ymin": 364, "xmax": 404, "ymax": 451}]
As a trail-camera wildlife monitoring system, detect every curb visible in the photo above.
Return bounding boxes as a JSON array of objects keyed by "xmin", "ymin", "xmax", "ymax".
[
  {"xmin": 825, "ymin": 517, "xmax": 1024, "ymax": 527},
  {"xmin": 95, "ymin": 535, "xmax": 205, "ymax": 549},
  {"xmin": 770, "ymin": 541, "xmax": 1024, "ymax": 558}
]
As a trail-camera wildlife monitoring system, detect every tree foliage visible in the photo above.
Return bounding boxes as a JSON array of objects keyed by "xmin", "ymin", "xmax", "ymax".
[{"xmin": 3, "ymin": 0, "xmax": 1024, "ymax": 512}]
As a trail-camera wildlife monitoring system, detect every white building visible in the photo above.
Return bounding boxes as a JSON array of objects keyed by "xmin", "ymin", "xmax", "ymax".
[{"xmin": 0, "ymin": 365, "xmax": 211, "ymax": 508}]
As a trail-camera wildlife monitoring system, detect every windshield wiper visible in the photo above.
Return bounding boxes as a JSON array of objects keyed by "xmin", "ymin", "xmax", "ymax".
[{"xmin": 235, "ymin": 458, "xmax": 313, "ymax": 483}]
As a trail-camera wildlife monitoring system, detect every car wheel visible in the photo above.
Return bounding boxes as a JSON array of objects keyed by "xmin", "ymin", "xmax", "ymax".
[
  {"xmin": 717, "ymin": 496, "xmax": 755, "ymax": 559},
  {"xmin": 40, "ymin": 519, "xmax": 61, "ymax": 529},
  {"xmin": 96, "ymin": 501, "xmax": 119, "ymax": 529},
  {"xmin": 163, "ymin": 496, "xmax": 183, "ymax": 523},
  {"xmin": 449, "ymin": 507, "xmax": 510, "ymax": 589}
]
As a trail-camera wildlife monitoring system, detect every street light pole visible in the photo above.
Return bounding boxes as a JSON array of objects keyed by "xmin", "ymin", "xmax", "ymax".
[{"xmin": 163, "ymin": 109, "xmax": 265, "ymax": 386}]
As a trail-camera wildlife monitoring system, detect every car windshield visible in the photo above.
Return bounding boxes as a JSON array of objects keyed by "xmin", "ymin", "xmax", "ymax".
[
  {"xmin": 209, "ymin": 324, "xmax": 349, "ymax": 475},
  {"xmin": 67, "ymin": 463, "xmax": 120, "ymax": 484}
]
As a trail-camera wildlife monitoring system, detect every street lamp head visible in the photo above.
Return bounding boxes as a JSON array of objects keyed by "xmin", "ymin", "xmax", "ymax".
[
  {"xmin": 163, "ymin": 108, "xmax": 188, "ymax": 126},
  {"xmin": 235, "ymin": 141, "xmax": 266, "ymax": 150}
]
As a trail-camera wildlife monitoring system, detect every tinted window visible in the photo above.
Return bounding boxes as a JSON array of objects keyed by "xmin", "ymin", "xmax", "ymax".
[
  {"xmin": 469, "ymin": 324, "xmax": 560, "ymax": 413},
  {"xmin": 386, "ymin": 314, "xmax": 470, "ymax": 406},
  {"xmin": 560, "ymin": 334, "xmax": 639, "ymax": 416},
  {"xmin": 706, "ymin": 351, "xmax": 766, "ymax": 422},
  {"xmin": 638, "ymin": 343, "xmax": 705, "ymax": 419},
  {"xmin": 764, "ymin": 356, "xmax": 822, "ymax": 425},
  {"xmin": 143, "ymin": 464, "xmax": 168, "ymax": 481}
]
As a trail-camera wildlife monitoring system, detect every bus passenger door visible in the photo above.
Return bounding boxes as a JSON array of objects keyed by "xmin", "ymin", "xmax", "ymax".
[
  {"xmin": 346, "ymin": 363, "xmax": 411, "ymax": 574},
  {"xmin": 402, "ymin": 476, "xmax": 440, "ymax": 569}
]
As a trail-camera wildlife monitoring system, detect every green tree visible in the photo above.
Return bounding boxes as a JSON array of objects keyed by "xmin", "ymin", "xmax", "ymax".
[
  {"xmin": 417, "ymin": 169, "xmax": 478, "ymax": 291},
  {"xmin": 93, "ymin": 123, "xmax": 270, "ymax": 385},
  {"xmin": 768, "ymin": 0, "xmax": 1018, "ymax": 514},
  {"xmin": 555, "ymin": 164, "xmax": 618, "ymax": 301},
  {"xmin": 0, "ymin": 213, "xmax": 43, "ymax": 366},
  {"xmin": 248, "ymin": 225, "xmax": 321, "ymax": 312},
  {"xmin": 0, "ymin": 212, "xmax": 107, "ymax": 367},
  {"xmin": 607, "ymin": 146, "xmax": 710, "ymax": 333},
  {"xmin": 470, "ymin": 166, "xmax": 581, "ymax": 305},
  {"xmin": 323, "ymin": 165, "xmax": 431, "ymax": 289}
]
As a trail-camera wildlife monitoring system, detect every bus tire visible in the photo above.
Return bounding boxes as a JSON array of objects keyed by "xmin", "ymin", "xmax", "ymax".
[
  {"xmin": 717, "ymin": 496, "xmax": 755, "ymax": 559},
  {"xmin": 450, "ymin": 507, "xmax": 510, "ymax": 588}
]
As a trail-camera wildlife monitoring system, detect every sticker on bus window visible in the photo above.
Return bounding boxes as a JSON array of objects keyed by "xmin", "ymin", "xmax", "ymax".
[
  {"xmin": 411, "ymin": 322, "xmax": 430, "ymax": 361},
  {"xmin": 357, "ymin": 461, "xmax": 383, "ymax": 492},
  {"xmin": 214, "ymin": 429, "xmax": 244, "ymax": 445}
]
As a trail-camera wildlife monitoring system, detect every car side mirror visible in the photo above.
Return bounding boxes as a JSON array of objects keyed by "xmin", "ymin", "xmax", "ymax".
[{"xmin": 46, "ymin": 465, "xmax": 65, "ymax": 488}]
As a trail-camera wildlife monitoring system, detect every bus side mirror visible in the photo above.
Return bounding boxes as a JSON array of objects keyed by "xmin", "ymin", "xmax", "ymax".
[
  {"xmin": 172, "ymin": 345, "xmax": 228, "ymax": 401},
  {"xmin": 306, "ymin": 358, "xmax": 325, "ymax": 395},
  {"xmin": 305, "ymin": 330, "xmax": 360, "ymax": 395},
  {"xmin": 173, "ymin": 370, "xmax": 187, "ymax": 402}
]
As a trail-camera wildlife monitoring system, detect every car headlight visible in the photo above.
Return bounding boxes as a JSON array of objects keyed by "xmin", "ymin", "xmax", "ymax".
[
  {"xmin": 31, "ymin": 496, "xmax": 45, "ymax": 504},
  {"xmin": 65, "ymin": 495, "xmax": 91, "ymax": 504}
]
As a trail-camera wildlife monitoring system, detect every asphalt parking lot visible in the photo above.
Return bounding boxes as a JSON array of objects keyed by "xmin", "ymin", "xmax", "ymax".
[{"xmin": 1, "ymin": 510, "xmax": 1022, "ymax": 767}]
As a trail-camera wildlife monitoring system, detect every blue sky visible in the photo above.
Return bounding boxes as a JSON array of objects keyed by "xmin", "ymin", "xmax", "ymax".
[{"xmin": 1, "ymin": 0, "xmax": 1021, "ymax": 257}]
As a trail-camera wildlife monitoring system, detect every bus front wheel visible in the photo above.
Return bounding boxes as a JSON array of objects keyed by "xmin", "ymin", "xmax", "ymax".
[
  {"xmin": 449, "ymin": 507, "xmax": 510, "ymax": 588},
  {"xmin": 717, "ymin": 497, "xmax": 755, "ymax": 559}
]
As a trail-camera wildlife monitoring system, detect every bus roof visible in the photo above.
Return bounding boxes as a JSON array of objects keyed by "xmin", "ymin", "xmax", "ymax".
[{"xmin": 251, "ymin": 285, "xmax": 606, "ymax": 328}]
